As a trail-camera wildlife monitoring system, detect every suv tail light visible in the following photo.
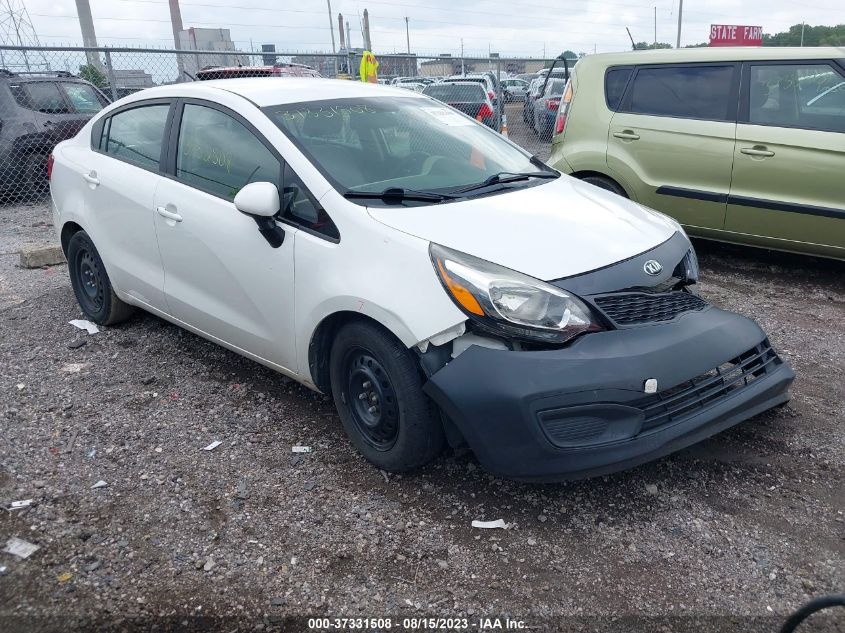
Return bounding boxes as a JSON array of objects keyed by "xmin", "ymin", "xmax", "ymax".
[
  {"xmin": 554, "ymin": 81, "xmax": 574, "ymax": 136},
  {"xmin": 47, "ymin": 153, "xmax": 55, "ymax": 181},
  {"xmin": 478, "ymin": 102, "xmax": 493, "ymax": 119},
  {"xmin": 545, "ymin": 98, "xmax": 560, "ymax": 110}
]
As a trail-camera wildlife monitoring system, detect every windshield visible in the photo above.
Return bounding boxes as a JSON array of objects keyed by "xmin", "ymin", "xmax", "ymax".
[
  {"xmin": 423, "ymin": 84, "xmax": 485, "ymax": 102},
  {"xmin": 264, "ymin": 97, "xmax": 549, "ymax": 201}
]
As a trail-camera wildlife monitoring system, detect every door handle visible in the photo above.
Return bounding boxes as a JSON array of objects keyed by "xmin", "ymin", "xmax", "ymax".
[
  {"xmin": 82, "ymin": 171, "xmax": 99, "ymax": 186},
  {"xmin": 613, "ymin": 130, "xmax": 640, "ymax": 140},
  {"xmin": 156, "ymin": 205, "xmax": 183, "ymax": 222},
  {"xmin": 740, "ymin": 147, "xmax": 775, "ymax": 157}
]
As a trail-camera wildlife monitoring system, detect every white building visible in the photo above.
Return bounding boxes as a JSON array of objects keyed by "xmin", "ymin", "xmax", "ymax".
[{"xmin": 177, "ymin": 27, "xmax": 247, "ymax": 76}]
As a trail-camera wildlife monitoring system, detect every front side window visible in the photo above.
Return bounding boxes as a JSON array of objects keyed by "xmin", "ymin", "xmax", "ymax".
[
  {"xmin": 264, "ymin": 97, "xmax": 548, "ymax": 203},
  {"xmin": 281, "ymin": 164, "xmax": 339, "ymax": 239},
  {"xmin": 749, "ymin": 63, "xmax": 845, "ymax": 133},
  {"xmin": 176, "ymin": 104, "xmax": 281, "ymax": 200},
  {"xmin": 627, "ymin": 65, "xmax": 735, "ymax": 121},
  {"xmin": 62, "ymin": 82, "xmax": 106, "ymax": 113},
  {"xmin": 104, "ymin": 104, "xmax": 169, "ymax": 169}
]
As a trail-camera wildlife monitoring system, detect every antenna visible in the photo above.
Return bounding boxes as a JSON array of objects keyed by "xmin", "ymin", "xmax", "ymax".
[
  {"xmin": 625, "ymin": 27, "xmax": 637, "ymax": 51},
  {"xmin": 0, "ymin": 0, "xmax": 49, "ymax": 70}
]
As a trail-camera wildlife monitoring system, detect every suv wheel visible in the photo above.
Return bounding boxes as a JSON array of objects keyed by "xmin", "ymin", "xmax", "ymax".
[
  {"xmin": 67, "ymin": 231, "xmax": 135, "ymax": 325},
  {"xmin": 329, "ymin": 320, "xmax": 445, "ymax": 473},
  {"xmin": 580, "ymin": 175, "xmax": 629, "ymax": 198}
]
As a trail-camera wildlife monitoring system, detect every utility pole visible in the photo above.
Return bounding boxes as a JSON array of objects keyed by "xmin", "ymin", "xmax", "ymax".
[
  {"xmin": 654, "ymin": 6, "xmax": 657, "ymax": 46},
  {"xmin": 405, "ymin": 17, "xmax": 410, "ymax": 53},
  {"xmin": 74, "ymin": 0, "xmax": 103, "ymax": 70},
  {"xmin": 168, "ymin": 0, "xmax": 184, "ymax": 80},
  {"xmin": 675, "ymin": 0, "xmax": 683, "ymax": 48},
  {"xmin": 327, "ymin": 0, "xmax": 336, "ymax": 53},
  {"xmin": 346, "ymin": 20, "xmax": 351, "ymax": 49},
  {"xmin": 800, "ymin": 21, "xmax": 805, "ymax": 46}
]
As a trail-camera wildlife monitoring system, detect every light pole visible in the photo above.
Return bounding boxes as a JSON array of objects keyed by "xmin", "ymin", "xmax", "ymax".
[{"xmin": 675, "ymin": 0, "xmax": 683, "ymax": 48}]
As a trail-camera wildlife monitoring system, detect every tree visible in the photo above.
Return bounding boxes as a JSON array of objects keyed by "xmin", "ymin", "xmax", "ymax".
[
  {"xmin": 763, "ymin": 23, "xmax": 845, "ymax": 47},
  {"xmin": 634, "ymin": 41, "xmax": 672, "ymax": 50},
  {"xmin": 78, "ymin": 64, "xmax": 107, "ymax": 88}
]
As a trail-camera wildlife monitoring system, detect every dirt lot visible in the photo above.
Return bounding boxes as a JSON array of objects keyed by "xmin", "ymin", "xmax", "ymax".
[{"xmin": 0, "ymin": 198, "xmax": 843, "ymax": 633}]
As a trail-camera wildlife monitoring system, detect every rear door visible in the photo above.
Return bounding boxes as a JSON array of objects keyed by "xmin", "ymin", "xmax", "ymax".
[
  {"xmin": 606, "ymin": 63, "xmax": 739, "ymax": 230},
  {"xmin": 725, "ymin": 60, "xmax": 845, "ymax": 258},
  {"xmin": 82, "ymin": 100, "xmax": 172, "ymax": 309}
]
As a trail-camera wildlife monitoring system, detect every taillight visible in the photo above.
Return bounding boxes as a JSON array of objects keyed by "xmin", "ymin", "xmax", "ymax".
[
  {"xmin": 545, "ymin": 98, "xmax": 560, "ymax": 110},
  {"xmin": 554, "ymin": 81, "xmax": 574, "ymax": 137},
  {"xmin": 488, "ymin": 91, "xmax": 495, "ymax": 101},
  {"xmin": 47, "ymin": 153, "xmax": 55, "ymax": 181},
  {"xmin": 478, "ymin": 102, "xmax": 493, "ymax": 119}
]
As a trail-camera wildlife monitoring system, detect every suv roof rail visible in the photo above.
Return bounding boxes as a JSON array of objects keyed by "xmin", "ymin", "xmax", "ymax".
[
  {"xmin": 0, "ymin": 68, "xmax": 17, "ymax": 77},
  {"xmin": 11, "ymin": 70, "xmax": 76, "ymax": 78}
]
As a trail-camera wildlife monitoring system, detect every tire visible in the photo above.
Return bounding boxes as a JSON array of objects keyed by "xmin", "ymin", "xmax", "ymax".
[
  {"xmin": 23, "ymin": 152, "xmax": 50, "ymax": 199},
  {"xmin": 66, "ymin": 231, "xmax": 135, "ymax": 326},
  {"xmin": 579, "ymin": 175, "xmax": 629, "ymax": 198},
  {"xmin": 329, "ymin": 320, "xmax": 445, "ymax": 473}
]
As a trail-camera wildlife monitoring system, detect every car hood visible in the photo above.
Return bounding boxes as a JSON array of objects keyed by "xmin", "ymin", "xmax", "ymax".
[{"xmin": 367, "ymin": 175, "xmax": 679, "ymax": 281}]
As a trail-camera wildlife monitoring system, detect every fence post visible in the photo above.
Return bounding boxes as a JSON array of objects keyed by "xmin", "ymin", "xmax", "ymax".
[
  {"xmin": 103, "ymin": 49, "xmax": 119, "ymax": 101},
  {"xmin": 496, "ymin": 57, "xmax": 502, "ymax": 132}
]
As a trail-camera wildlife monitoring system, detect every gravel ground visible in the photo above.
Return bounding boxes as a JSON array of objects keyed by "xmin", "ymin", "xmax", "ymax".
[{"xmin": 1, "ymin": 198, "xmax": 843, "ymax": 633}]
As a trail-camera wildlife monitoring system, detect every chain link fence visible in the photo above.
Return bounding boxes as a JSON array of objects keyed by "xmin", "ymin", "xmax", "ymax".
[{"xmin": 0, "ymin": 45, "xmax": 569, "ymax": 203}]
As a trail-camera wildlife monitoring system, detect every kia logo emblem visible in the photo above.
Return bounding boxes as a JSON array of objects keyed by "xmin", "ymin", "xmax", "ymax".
[{"xmin": 643, "ymin": 260, "xmax": 663, "ymax": 276}]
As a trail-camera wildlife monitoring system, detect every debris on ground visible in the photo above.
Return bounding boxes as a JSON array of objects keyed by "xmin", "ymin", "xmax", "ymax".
[
  {"xmin": 90, "ymin": 480, "xmax": 108, "ymax": 489},
  {"xmin": 471, "ymin": 519, "xmax": 508, "ymax": 529},
  {"xmin": 60, "ymin": 362, "xmax": 87, "ymax": 373},
  {"xmin": 57, "ymin": 571, "xmax": 73, "ymax": 583},
  {"xmin": 201, "ymin": 440, "xmax": 222, "ymax": 451},
  {"xmin": 68, "ymin": 319, "xmax": 100, "ymax": 335},
  {"xmin": 291, "ymin": 446, "xmax": 312, "ymax": 453},
  {"xmin": 3, "ymin": 537, "xmax": 40, "ymax": 559},
  {"xmin": 8, "ymin": 499, "xmax": 33, "ymax": 510}
]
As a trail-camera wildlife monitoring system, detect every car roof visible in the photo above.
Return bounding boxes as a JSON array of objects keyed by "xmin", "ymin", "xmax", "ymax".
[
  {"xmin": 117, "ymin": 78, "xmax": 427, "ymax": 108},
  {"xmin": 582, "ymin": 46, "xmax": 845, "ymax": 68}
]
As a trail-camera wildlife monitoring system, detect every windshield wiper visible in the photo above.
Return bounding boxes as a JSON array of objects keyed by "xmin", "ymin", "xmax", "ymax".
[
  {"xmin": 452, "ymin": 170, "xmax": 558, "ymax": 195},
  {"xmin": 343, "ymin": 187, "xmax": 458, "ymax": 203}
]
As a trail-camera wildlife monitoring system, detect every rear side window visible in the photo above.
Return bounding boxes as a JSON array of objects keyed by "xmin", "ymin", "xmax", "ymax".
[
  {"xmin": 605, "ymin": 68, "xmax": 632, "ymax": 110},
  {"xmin": 103, "ymin": 104, "xmax": 170, "ymax": 169},
  {"xmin": 176, "ymin": 103, "xmax": 280, "ymax": 200},
  {"xmin": 626, "ymin": 65, "xmax": 735, "ymax": 121},
  {"xmin": 18, "ymin": 82, "xmax": 70, "ymax": 113}
]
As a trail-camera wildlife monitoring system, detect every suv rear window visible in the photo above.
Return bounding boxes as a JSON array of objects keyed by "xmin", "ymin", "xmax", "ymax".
[
  {"xmin": 605, "ymin": 68, "xmax": 632, "ymax": 110},
  {"xmin": 423, "ymin": 84, "xmax": 485, "ymax": 102},
  {"xmin": 626, "ymin": 65, "xmax": 735, "ymax": 121},
  {"xmin": 12, "ymin": 82, "xmax": 70, "ymax": 113}
]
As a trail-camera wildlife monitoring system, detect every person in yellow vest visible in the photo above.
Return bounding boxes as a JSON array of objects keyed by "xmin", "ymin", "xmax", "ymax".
[{"xmin": 359, "ymin": 51, "xmax": 379, "ymax": 83}]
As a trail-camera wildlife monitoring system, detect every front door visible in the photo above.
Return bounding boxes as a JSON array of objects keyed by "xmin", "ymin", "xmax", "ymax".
[
  {"xmin": 726, "ymin": 60, "xmax": 845, "ymax": 258},
  {"xmin": 153, "ymin": 101, "xmax": 298, "ymax": 372},
  {"xmin": 606, "ymin": 63, "xmax": 739, "ymax": 230}
]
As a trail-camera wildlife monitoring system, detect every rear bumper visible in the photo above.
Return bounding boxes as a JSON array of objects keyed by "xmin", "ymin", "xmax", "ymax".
[{"xmin": 423, "ymin": 308, "xmax": 794, "ymax": 482}]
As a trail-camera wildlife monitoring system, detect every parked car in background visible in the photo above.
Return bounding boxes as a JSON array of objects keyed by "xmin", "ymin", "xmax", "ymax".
[
  {"xmin": 422, "ymin": 81, "xmax": 496, "ymax": 127},
  {"xmin": 0, "ymin": 69, "xmax": 109, "ymax": 198},
  {"xmin": 196, "ymin": 63, "xmax": 321, "ymax": 80},
  {"xmin": 49, "ymin": 77, "xmax": 794, "ymax": 481},
  {"xmin": 392, "ymin": 77, "xmax": 433, "ymax": 87},
  {"xmin": 397, "ymin": 82, "xmax": 426, "ymax": 93},
  {"xmin": 549, "ymin": 47, "xmax": 845, "ymax": 260},
  {"xmin": 502, "ymin": 78, "xmax": 529, "ymax": 101},
  {"xmin": 441, "ymin": 74, "xmax": 500, "ymax": 118},
  {"xmin": 533, "ymin": 78, "xmax": 567, "ymax": 140},
  {"xmin": 523, "ymin": 76, "xmax": 545, "ymax": 123}
]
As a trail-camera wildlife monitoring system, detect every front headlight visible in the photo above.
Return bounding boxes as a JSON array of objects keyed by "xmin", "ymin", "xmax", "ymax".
[{"xmin": 430, "ymin": 243, "xmax": 604, "ymax": 344}]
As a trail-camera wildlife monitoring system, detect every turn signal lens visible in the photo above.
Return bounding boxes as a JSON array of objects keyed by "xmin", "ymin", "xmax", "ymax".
[{"xmin": 436, "ymin": 260, "xmax": 484, "ymax": 316}]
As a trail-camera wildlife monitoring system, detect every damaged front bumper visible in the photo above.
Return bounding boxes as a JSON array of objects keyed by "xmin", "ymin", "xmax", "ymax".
[{"xmin": 423, "ymin": 307, "xmax": 794, "ymax": 482}]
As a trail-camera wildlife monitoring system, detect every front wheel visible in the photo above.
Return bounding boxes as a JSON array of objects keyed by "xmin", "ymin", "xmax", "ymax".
[{"xmin": 329, "ymin": 321, "xmax": 445, "ymax": 473}]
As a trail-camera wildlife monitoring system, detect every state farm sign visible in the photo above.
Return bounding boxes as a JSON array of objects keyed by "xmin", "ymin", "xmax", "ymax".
[{"xmin": 709, "ymin": 24, "xmax": 763, "ymax": 47}]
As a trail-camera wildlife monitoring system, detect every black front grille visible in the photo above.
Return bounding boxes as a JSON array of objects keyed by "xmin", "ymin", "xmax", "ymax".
[
  {"xmin": 634, "ymin": 340, "xmax": 781, "ymax": 431},
  {"xmin": 594, "ymin": 291, "xmax": 707, "ymax": 325}
]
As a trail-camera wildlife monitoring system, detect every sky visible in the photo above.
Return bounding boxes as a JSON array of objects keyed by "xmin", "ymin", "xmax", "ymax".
[{"xmin": 18, "ymin": 0, "xmax": 843, "ymax": 58}]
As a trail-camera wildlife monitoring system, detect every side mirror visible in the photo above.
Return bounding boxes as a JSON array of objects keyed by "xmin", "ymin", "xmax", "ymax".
[
  {"xmin": 234, "ymin": 181, "xmax": 279, "ymax": 218},
  {"xmin": 234, "ymin": 181, "xmax": 285, "ymax": 248}
]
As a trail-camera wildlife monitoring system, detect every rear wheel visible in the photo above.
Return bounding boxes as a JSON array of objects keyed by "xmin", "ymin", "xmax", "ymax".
[
  {"xmin": 579, "ymin": 175, "xmax": 629, "ymax": 198},
  {"xmin": 67, "ymin": 231, "xmax": 135, "ymax": 325},
  {"xmin": 329, "ymin": 321, "xmax": 444, "ymax": 473}
]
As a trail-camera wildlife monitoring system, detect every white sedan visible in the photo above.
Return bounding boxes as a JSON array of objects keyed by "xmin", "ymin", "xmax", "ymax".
[{"xmin": 49, "ymin": 78, "xmax": 794, "ymax": 481}]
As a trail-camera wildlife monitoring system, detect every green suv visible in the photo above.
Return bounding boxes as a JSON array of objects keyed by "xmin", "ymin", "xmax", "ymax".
[{"xmin": 549, "ymin": 47, "xmax": 845, "ymax": 260}]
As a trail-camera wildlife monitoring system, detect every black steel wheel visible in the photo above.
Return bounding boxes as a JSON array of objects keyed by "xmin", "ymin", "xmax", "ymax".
[
  {"xmin": 67, "ymin": 230, "xmax": 135, "ymax": 325},
  {"xmin": 329, "ymin": 320, "xmax": 445, "ymax": 473}
]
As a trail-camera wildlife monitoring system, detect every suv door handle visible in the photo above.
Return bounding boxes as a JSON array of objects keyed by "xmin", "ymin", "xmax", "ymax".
[
  {"xmin": 612, "ymin": 130, "xmax": 640, "ymax": 140},
  {"xmin": 156, "ymin": 206, "xmax": 183, "ymax": 222},
  {"xmin": 740, "ymin": 146, "xmax": 775, "ymax": 157},
  {"xmin": 82, "ymin": 171, "xmax": 100, "ymax": 186}
]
